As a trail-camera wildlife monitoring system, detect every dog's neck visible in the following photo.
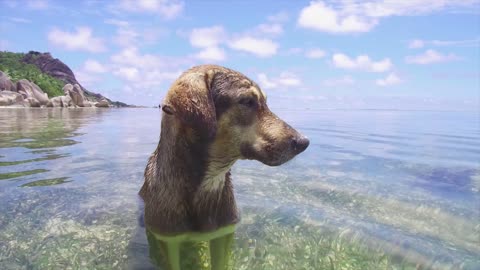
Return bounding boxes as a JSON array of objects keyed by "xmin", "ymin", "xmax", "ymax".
[{"xmin": 154, "ymin": 117, "xmax": 235, "ymax": 192}]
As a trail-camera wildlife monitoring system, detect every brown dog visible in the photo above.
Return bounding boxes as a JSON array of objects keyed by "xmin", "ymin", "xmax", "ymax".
[{"xmin": 140, "ymin": 64, "xmax": 309, "ymax": 235}]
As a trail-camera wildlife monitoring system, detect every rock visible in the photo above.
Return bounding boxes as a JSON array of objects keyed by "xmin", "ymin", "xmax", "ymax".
[
  {"xmin": 0, "ymin": 91, "xmax": 23, "ymax": 106},
  {"xmin": 65, "ymin": 84, "xmax": 88, "ymax": 107},
  {"xmin": 26, "ymin": 97, "xmax": 40, "ymax": 107},
  {"xmin": 95, "ymin": 99, "xmax": 110, "ymax": 108},
  {"xmin": 22, "ymin": 51, "xmax": 119, "ymax": 104},
  {"xmin": 47, "ymin": 96, "xmax": 63, "ymax": 107},
  {"xmin": 62, "ymin": 83, "xmax": 73, "ymax": 95},
  {"xmin": 16, "ymin": 79, "xmax": 49, "ymax": 105},
  {"xmin": 0, "ymin": 71, "xmax": 16, "ymax": 92},
  {"xmin": 60, "ymin": 95, "xmax": 73, "ymax": 107}
]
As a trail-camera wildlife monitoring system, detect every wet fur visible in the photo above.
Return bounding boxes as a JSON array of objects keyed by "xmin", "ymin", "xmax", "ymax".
[{"xmin": 140, "ymin": 65, "xmax": 307, "ymax": 234}]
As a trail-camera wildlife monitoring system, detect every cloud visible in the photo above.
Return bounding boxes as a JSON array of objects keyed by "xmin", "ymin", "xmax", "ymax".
[
  {"xmin": 9, "ymin": 17, "xmax": 31, "ymax": 23},
  {"xmin": 323, "ymin": 75, "xmax": 355, "ymax": 87},
  {"xmin": 376, "ymin": 73, "xmax": 402, "ymax": 86},
  {"xmin": 114, "ymin": 0, "xmax": 184, "ymax": 19},
  {"xmin": 255, "ymin": 23, "xmax": 283, "ymax": 36},
  {"xmin": 408, "ymin": 38, "xmax": 479, "ymax": 48},
  {"xmin": 405, "ymin": 49, "xmax": 460, "ymax": 64},
  {"xmin": 229, "ymin": 37, "xmax": 278, "ymax": 57},
  {"xmin": 305, "ymin": 48, "xmax": 326, "ymax": 58},
  {"xmin": 267, "ymin": 11, "xmax": 289, "ymax": 23},
  {"xmin": 408, "ymin": 39, "xmax": 425, "ymax": 49},
  {"xmin": 109, "ymin": 47, "xmax": 190, "ymax": 90},
  {"xmin": 189, "ymin": 26, "xmax": 226, "ymax": 48},
  {"xmin": 298, "ymin": 1, "xmax": 479, "ymax": 34},
  {"xmin": 27, "ymin": 0, "xmax": 49, "ymax": 10},
  {"xmin": 195, "ymin": 46, "xmax": 226, "ymax": 62},
  {"xmin": 83, "ymin": 59, "xmax": 108, "ymax": 73},
  {"xmin": 48, "ymin": 27, "xmax": 106, "ymax": 53},
  {"xmin": 257, "ymin": 72, "xmax": 302, "ymax": 90},
  {"xmin": 298, "ymin": 1, "xmax": 378, "ymax": 33},
  {"xmin": 188, "ymin": 26, "xmax": 227, "ymax": 62},
  {"xmin": 332, "ymin": 53, "xmax": 392, "ymax": 72}
]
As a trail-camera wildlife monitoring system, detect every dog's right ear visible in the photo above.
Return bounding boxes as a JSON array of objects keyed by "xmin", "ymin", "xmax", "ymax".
[{"xmin": 162, "ymin": 69, "xmax": 217, "ymax": 139}]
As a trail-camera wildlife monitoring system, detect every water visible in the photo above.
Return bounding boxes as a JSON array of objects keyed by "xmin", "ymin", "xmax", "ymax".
[{"xmin": 0, "ymin": 108, "xmax": 478, "ymax": 269}]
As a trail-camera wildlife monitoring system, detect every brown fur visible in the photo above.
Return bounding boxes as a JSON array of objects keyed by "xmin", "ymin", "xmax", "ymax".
[{"xmin": 140, "ymin": 65, "xmax": 309, "ymax": 234}]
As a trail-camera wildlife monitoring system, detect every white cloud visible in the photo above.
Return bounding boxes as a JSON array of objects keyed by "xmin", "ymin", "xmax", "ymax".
[
  {"xmin": 229, "ymin": 37, "xmax": 278, "ymax": 57},
  {"xmin": 323, "ymin": 75, "xmax": 355, "ymax": 87},
  {"xmin": 256, "ymin": 23, "xmax": 283, "ymax": 35},
  {"xmin": 195, "ymin": 46, "xmax": 226, "ymax": 62},
  {"xmin": 405, "ymin": 49, "xmax": 460, "ymax": 64},
  {"xmin": 109, "ymin": 47, "xmax": 190, "ymax": 90},
  {"xmin": 83, "ymin": 59, "xmax": 108, "ymax": 73},
  {"xmin": 298, "ymin": 1, "xmax": 377, "ymax": 34},
  {"xmin": 298, "ymin": 1, "xmax": 479, "ymax": 34},
  {"xmin": 48, "ymin": 27, "xmax": 106, "ymax": 53},
  {"xmin": 305, "ymin": 48, "xmax": 326, "ymax": 59},
  {"xmin": 285, "ymin": 47, "xmax": 303, "ymax": 55},
  {"xmin": 257, "ymin": 72, "xmax": 302, "ymax": 90},
  {"xmin": 376, "ymin": 73, "xmax": 402, "ymax": 86},
  {"xmin": 408, "ymin": 39, "xmax": 425, "ymax": 49},
  {"xmin": 408, "ymin": 38, "xmax": 479, "ymax": 48},
  {"xmin": 267, "ymin": 11, "xmax": 289, "ymax": 23},
  {"xmin": 113, "ymin": 67, "xmax": 140, "ymax": 82},
  {"xmin": 115, "ymin": 0, "xmax": 184, "ymax": 19},
  {"xmin": 332, "ymin": 53, "xmax": 392, "ymax": 72},
  {"xmin": 9, "ymin": 17, "xmax": 31, "ymax": 23},
  {"xmin": 189, "ymin": 26, "xmax": 226, "ymax": 48},
  {"xmin": 27, "ymin": 0, "xmax": 49, "ymax": 10}
]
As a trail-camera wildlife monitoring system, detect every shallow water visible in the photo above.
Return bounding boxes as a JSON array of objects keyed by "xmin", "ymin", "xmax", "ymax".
[{"xmin": 0, "ymin": 108, "xmax": 478, "ymax": 269}]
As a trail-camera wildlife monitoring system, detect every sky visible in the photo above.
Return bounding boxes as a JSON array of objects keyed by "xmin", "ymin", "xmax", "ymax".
[{"xmin": 0, "ymin": 0, "xmax": 479, "ymax": 110}]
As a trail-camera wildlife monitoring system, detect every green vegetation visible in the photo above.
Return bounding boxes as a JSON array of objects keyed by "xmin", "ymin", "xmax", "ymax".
[{"xmin": 0, "ymin": 51, "xmax": 64, "ymax": 97}]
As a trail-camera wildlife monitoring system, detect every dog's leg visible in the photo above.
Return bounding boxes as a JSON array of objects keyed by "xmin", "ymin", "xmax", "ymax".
[
  {"xmin": 210, "ymin": 233, "xmax": 234, "ymax": 270},
  {"xmin": 165, "ymin": 241, "xmax": 181, "ymax": 270}
]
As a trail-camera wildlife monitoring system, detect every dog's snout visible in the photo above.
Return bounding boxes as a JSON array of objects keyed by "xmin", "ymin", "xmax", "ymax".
[{"xmin": 291, "ymin": 135, "xmax": 309, "ymax": 154}]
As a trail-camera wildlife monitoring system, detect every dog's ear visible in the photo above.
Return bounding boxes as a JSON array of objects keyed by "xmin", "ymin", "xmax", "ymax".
[{"xmin": 162, "ymin": 69, "xmax": 217, "ymax": 139}]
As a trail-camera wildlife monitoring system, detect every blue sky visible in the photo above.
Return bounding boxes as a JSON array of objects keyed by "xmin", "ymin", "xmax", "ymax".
[{"xmin": 0, "ymin": 0, "xmax": 479, "ymax": 109}]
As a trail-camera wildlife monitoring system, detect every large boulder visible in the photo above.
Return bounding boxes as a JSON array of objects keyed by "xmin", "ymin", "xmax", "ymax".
[
  {"xmin": 64, "ymin": 83, "xmax": 88, "ymax": 107},
  {"xmin": 47, "ymin": 96, "xmax": 63, "ymax": 107},
  {"xmin": 61, "ymin": 95, "xmax": 73, "ymax": 107},
  {"xmin": 95, "ymin": 99, "xmax": 110, "ymax": 108},
  {"xmin": 0, "ymin": 71, "xmax": 16, "ymax": 92},
  {"xmin": 0, "ymin": 91, "xmax": 23, "ymax": 106},
  {"xmin": 16, "ymin": 79, "xmax": 49, "ymax": 105},
  {"xmin": 27, "ymin": 98, "xmax": 41, "ymax": 107}
]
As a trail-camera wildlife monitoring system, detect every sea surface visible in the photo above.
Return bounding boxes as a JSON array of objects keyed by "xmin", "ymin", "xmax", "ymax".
[{"xmin": 0, "ymin": 108, "xmax": 478, "ymax": 269}]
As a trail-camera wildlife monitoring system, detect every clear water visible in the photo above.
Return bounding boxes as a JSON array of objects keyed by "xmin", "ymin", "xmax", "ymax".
[{"xmin": 0, "ymin": 108, "xmax": 479, "ymax": 270}]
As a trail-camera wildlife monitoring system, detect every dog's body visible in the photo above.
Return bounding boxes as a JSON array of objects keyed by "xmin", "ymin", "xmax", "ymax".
[{"xmin": 140, "ymin": 64, "xmax": 309, "ymax": 236}]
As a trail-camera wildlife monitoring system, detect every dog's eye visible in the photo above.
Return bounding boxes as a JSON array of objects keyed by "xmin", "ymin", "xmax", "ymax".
[{"xmin": 238, "ymin": 97, "xmax": 256, "ymax": 108}]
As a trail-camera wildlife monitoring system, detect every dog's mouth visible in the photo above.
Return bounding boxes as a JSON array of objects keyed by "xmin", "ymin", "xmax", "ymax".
[{"xmin": 240, "ymin": 135, "xmax": 309, "ymax": 166}]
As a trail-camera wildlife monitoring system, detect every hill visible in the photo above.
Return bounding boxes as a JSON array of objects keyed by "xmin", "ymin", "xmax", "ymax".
[{"xmin": 0, "ymin": 51, "xmax": 128, "ymax": 107}]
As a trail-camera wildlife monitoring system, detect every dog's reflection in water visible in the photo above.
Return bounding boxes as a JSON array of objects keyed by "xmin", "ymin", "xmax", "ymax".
[{"xmin": 145, "ymin": 225, "xmax": 235, "ymax": 270}]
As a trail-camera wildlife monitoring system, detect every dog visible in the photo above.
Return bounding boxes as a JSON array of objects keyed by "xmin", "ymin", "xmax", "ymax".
[{"xmin": 139, "ymin": 64, "xmax": 309, "ymax": 269}]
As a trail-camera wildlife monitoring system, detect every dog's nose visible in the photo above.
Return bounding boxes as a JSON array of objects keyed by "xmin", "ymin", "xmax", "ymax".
[{"xmin": 291, "ymin": 135, "xmax": 310, "ymax": 154}]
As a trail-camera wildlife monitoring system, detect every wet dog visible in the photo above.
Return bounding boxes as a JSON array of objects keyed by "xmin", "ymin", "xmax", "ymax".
[{"xmin": 139, "ymin": 65, "xmax": 309, "ymax": 269}]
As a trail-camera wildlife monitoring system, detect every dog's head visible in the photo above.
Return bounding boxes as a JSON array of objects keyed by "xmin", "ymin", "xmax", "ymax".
[{"xmin": 162, "ymin": 65, "xmax": 309, "ymax": 167}]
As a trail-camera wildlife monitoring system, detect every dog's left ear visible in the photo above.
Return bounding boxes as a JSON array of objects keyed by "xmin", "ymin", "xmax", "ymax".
[{"xmin": 162, "ymin": 69, "xmax": 217, "ymax": 139}]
